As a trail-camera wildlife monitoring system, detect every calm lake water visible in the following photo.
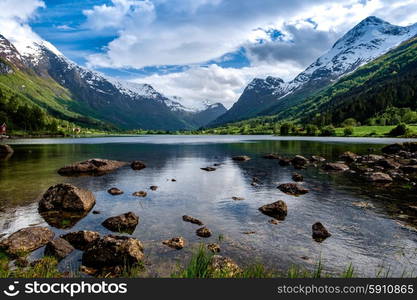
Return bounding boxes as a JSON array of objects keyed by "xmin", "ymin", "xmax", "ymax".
[{"xmin": 1, "ymin": 135, "xmax": 417, "ymax": 277}]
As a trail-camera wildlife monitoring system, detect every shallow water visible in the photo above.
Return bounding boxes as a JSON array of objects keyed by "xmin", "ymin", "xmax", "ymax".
[{"xmin": 1, "ymin": 135, "xmax": 417, "ymax": 277}]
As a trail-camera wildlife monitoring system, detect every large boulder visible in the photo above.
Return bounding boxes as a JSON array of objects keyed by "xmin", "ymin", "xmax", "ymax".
[
  {"xmin": 323, "ymin": 163, "xmax": 349, "ymax": 172},
  {"xmin": 44, "ymin": 238, "xmax": 74, "ymax": 260},
  {"xmin": 291, "ymin": 155, "xmax": 309, "ymax": 169},
  {"xmin": 258, "ymin": 200, "xmax": 288, "ymax": 220},
  {"xmin": 0, "ymin": 227, "xmax": 54, "ymax": 256},
  {"xmin": 82, "ymin": 235, "xmax": 144, "ymax": 269},
  {"xmin": 278, "ymin": 183, "xmax": 308, "ymax": 196},
  {"xmin": 364, "ymin": 172, "xmax": 393, "ymax": 183},
  {"xmin": 61, "ymin": 230, "xmax": 100, "ymax": 250},
  {"xmin": 312, "ymin": 222, "xmax": 331, "ymax": 242},
  {"xmin": 102, "ymin": 212, "xmax": 139, "ymax": 234},
  {"xmin": 39, "ymin": 183, "xmax": 96, "ymax": 213},
  {"xmin": 58, "ymin": 158, "xmax": 128, "ymax": 176}
]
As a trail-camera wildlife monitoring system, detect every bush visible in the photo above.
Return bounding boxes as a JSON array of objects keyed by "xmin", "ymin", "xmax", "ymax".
[
  {"xmin": 280, "ymin": 122, "xmax": 293, "ymax": 136},
  {"xmin": 388, "ymin": 123, "xmax": 409, "ymax": 136},
  {"xmin": 341, "ymin": 118, "xmax": 357, "ymax": 127},
  {"xmin": 305, "ymin": 124, "xmax": 319, "ymax": 136},
  {"xmin": 320, "ymin": 125, "xmax": 336, "ymax": 137},
  {"xmin": 343, "ymin": 127, "xmax": 354, "ymax": 136}
]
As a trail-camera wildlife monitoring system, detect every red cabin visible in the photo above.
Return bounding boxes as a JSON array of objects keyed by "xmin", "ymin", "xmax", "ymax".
[{"xmin": 0, "ymin": 123, "xmax": 6, "ymax": 135}]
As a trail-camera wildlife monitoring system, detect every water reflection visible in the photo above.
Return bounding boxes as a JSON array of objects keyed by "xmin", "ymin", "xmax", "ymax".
[{"xmin": 1, "ymin": 136, "xmax": 417, "ymax": 277}]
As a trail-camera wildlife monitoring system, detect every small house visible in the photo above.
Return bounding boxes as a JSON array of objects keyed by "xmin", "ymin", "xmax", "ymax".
[{"xmin": 0, "ymin": 123, "xmax": 6, "ymax": 135}]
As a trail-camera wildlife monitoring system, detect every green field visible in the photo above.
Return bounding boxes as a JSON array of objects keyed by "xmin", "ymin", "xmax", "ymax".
[{"xmin": 334, "ymin": 125, "xmax": 417, "ymax": 137}]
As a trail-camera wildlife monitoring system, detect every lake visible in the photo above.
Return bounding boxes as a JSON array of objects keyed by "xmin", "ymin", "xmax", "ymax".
[{"xmin": 1, "ymin": 135, "xmax": 417, "ymax": 277}]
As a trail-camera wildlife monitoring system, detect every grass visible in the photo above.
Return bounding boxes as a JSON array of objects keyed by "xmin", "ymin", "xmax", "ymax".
[
  {"xmin": 0, "ymin": 255, "xmax": 64, "ymax": 278},
  {"xmin": 334, "ymin": 125, "xmax": 417, "ymax": 137}
]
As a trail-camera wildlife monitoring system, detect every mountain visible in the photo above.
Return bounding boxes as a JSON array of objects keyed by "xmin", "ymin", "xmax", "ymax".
[
  {"xmin": 211, "ymin": 16, "xmax": 417, "ymax": 126},
  {"xmin": 0, "ymin": 34, "xmax": 224, "ymax": 131}
]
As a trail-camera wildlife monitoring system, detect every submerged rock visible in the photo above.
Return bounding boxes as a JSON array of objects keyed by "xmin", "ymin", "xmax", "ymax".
[
  {"xmin": 323, "ymin": 163, "xmax": 350, "ymax": 172},
  {"xmin": 339, "ymin": 151, "xmax": 358, "ymax": 163},
  {"xmin": 61, "ymin": 230, "xmax": 100, "ymax": 250},
  {"xmin": 312, "ymin": 222, "xmax": 331, "ymax": 242},
  {"xmin": 258, "ymin": 200, "xmax": 288, "ymax": 220},
  {"xmin": 82, "ymin": 235, "xmax": 144, "ymax": 269},
  {"xmin": 278, "ymin": 183, "xmax": 309, "ymax": 196},
  {"xmin": 150, "ymin": 185, "xmax": 158, "ymax": 191},
  {"xmin": 44, "ymin": 238, "xmax": 74, "ymax": 260},
  {"xmin": 107, "ymin": 187, "xmax": 123, "ymax": 195},
  {"xmin": 0, "ymin": 227, "xmax": 54, "ymax": 256},
  {"xmin": 196, "ymin": 227, "xmax": 212, "ymax": 238},
  {"xmin": 40, "ymin": 210, "xmax": 89, "ymax": 229},
  {"xmin": 39, "ymin": 183, "xmax": 96, "ymax": 213},
  {"xmin": 292, "ymin": 155, "xmax": 309, "ymax": 169},
  {"xmin": 263, "ymin": 153, "xmax": 281, "ymax": 159},
  {"xmin": 182, "ymin": 215, "xmax": 203, "ymax": 226},
  {"xmin": 201, "ymin": 167, "xmax": 216, "ymax": 172},
  {"xmin": 210, "ymin": 255, "xmax": 240, "ymax": 277},
  {"xmin": 232, "ymin": 196, "xmax": 245, "ymax": 201},
  {"xmin": 292, "ymin": 173, "xmax": 304, "ymax": 182},
  {"xmin": 207, "ymin": 243, "xmax": 221, "ymax": 253},
  {"xmin": 364, "ymin": 172, "xmax": 393, "ymax": 183},
  {"xmin": 58, "ymin": 158, "xmax": 128, "ymax": 176},
  {"xmin": 131, "ymin": 160, "xmax": 146, "ymax": 171},
  {"xmin": 279, "ymin": 158, "xmax": 291, "ymax": 166},
  {"xmin": 232, "ymin": 155, "xmax": 251, "ymax": 162},
  {"xmin": 162, "ymin": 237, "xmax": 185, "ymax": 250},
  {"xmin": 132, "ymin": 191, "xmax": 147, "ymax": 197},
  {"xmin": 102, "ymin": 212, "xmax": 139, "ymax": 234}
]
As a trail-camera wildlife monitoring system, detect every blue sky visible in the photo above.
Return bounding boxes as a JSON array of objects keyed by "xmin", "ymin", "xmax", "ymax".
[{"xmin": 1, "ymin": 0, "xmax": 417, "ymax": 108}]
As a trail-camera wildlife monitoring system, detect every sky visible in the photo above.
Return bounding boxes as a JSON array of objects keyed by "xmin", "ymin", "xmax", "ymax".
[{"xmin": 1, "ymin": 0, "xmax": 417, "ymax": 109}]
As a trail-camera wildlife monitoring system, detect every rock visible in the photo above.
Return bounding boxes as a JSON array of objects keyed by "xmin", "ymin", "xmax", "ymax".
[
  {"xmin": 323, "ymin": 163, "xmax": 349, "ymax": 172},
  {"xmin": 339, "ymin": 151, "xmax": 358, "ymax": 163},
  {"xmin": 171, "ymin": 178, "xmax": 177, "ymax": 182},
  {"xmin": 80, "ymin": 265, "xmax": 97, "ymax": 276},
  {"xmin": 312, "ymin": 222, "xmax": 331, "ymax": 242},
  {"xmin": 403, "ymin": 142, "xmax": 417, "ymax": 153},
  {"xmin": 39, "ymin": 184, "xmax": 96, "ymax": 213},
  {"xmin": 196, "ymin": 227, "xmax": 212, "ymax": 238},
  {"xmin": 243, "ymin": 231, "xmax": 256, "ymax": 235},
  {"xmin": 92, "ymin": 210, "xmax": 101, "ymax": 214},
  {"xmin": 132, "ymin": 191, "xmax": 147, "ymax": 197},
  {"xmin": 232, "ymin": 196, "xmax": 245, "ymax": 201},
  {"xmin": 207, "ymin": 243, "xmax": 220, "ymax": 253},
  {"xmin": 82, "ymin": 235, "xmax": 144, "ymax": 269},
  {"xmin": 352, "ymin": 202, "xmax": 375, "ymax": 209},
  {"xmin": 58, "ymin": 158, "xmax": 128, "ymax": 176},
  {"xmin": 382, "ymin": 143, "xmax": 405, "ymax": 154},
  {"xmin": 162, "ymin": 237, "xmax": 185, "ymax": 250},
  {"xmin": 209, "ymin": 255, "xmax": 240, "ymax": 277},
  {"xmin": 364, "ymin": 172, "xmax": 393, "ymax": 183},
  {"xmin": 182, "ymin": 215, "xmax": 203, "ymax": 226},
  {"xmin": 263, "ymin": 153, "xmax": 280, "ymax": 159},
  {"xmin": 44, "ymin": 238, "xmax": 74, "ymax": 260},
  {"xmin": 258, "ymin": 200, "xmax": 288, "ymax": 220},
  {"xmin": 400, "ymin": 165, "xmax": 417, "ymax": 174},
  {"xmin": 376, "ymin": 158, "xmax": 400, "ymax": 169},
  {"xmin": 201, "ymin": 167, "xmax": 216, "ymax": 172},
  {"xmin": 102, "ymin": 212, "xmax": 139, "ymax": 234},
  {"xmin": 61, "ymin": 231, "xmax": 100, "ymax": 250},
  {"xmin": 291, "ymin": 155, "xmax": 309, "ymax": 169},
  {"xmin": 292, "ymin": 173, "xmax": 304, "ymax": 182},
  {"xmin": 269, "ymin": 219, "xmax": 280, "ymax": 225},
  {"xmin": 107, "ymin": 187, "xmax": 123, "ymax": 195},
  {"xmin": 278, "ymin": 183, "xmax": 309, "ymax": 196},
  {"xmin": 310, "ymin": 156, "xmax": 326, "ymax": 162},
  {"xmin": 150, "ymin": 185, "xmax": 158, "ymax": 191},
  {"xmin": 0, "ymin": 227, "xmax": 54, "ymax": 256},
  {"xmin": 279, "ymin": 158, "xmax": 291, "ymax": 166},
  {"xmin": 131, "ymin": 160, "xmax": 146, "ymax": 170},
  {"xmin": 232, "ymin": 156, "xmax": 251, "ymax": 162},
  {"xmin": 0, "ymin": 144, "xmax": 13, "ymax": 154},
  {"xmin": 409, "ymin": 159, "xmax": 417, "ymax": 165}
]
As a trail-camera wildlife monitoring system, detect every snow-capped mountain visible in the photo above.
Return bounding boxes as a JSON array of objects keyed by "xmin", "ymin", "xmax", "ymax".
[
  {"xmin": 0, "ymin": 33, "xmax": 225, "ymax": 130},
  {"xmin": 211, "ymin": 16, "xmax": 417, "ymax": 126}
]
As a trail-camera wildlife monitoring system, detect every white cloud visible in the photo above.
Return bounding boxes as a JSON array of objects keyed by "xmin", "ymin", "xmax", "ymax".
[
  {"xmin": 0, "ymin": 0, "xmax": 45, "ymax": 52},
  {"xmin": 131, "ymin": 63, "xmax": 302, "ymax": 109}
]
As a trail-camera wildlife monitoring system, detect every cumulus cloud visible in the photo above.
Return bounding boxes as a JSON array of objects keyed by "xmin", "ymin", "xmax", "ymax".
[
  {"xmin": 0, "ymin": 0, "xmax": 45, "ymax": 51},
  {"xmin": 131, "ymin": 63, "xmax": 303, "ymax": 109}
]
